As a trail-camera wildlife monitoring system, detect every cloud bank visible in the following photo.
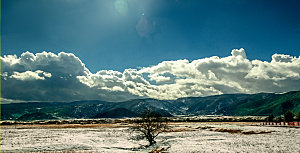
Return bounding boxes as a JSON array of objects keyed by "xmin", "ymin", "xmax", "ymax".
[{"xmin": 1, "ymin": 49, "xmax": 300, "ymax": 102}]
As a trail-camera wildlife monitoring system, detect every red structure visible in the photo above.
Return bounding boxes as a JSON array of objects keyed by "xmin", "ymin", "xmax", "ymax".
[{"xmin": 261, "ymin": 122, "xmax": 300, "ymax": 126}]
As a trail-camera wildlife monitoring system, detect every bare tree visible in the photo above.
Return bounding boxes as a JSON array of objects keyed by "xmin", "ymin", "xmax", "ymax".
[{"xmin": 131, "ymin": 109, "xmax": 169, "ymax": 146}]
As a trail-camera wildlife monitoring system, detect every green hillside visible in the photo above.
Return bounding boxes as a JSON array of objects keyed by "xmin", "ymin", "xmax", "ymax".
[
  {"xmin": 232, "ymin": 91, "xmax": 300, "ymax": 116},
  {"xmin": 1, "ymin": 91, "xmax": 300, "ymax": 120}
]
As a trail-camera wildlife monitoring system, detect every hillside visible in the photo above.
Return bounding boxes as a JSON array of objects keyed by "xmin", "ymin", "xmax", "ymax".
[{"xmin": 1, "ymin": 91, "xmax": 300, "ymax": 120}]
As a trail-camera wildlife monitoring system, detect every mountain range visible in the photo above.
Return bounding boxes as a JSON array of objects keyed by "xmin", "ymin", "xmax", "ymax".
[{"xmin": 1, "ymin": 91, "xmax": 300, "ymax": 121}]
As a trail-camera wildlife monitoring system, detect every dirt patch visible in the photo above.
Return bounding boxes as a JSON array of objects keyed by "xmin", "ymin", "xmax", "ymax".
[
  {"xmin": 213, "ymin": 128, "xmax": 242, "ymax": 134},
  {"xmin": 162, "ymin": 125, "xmax": 216, "ymax": 132},
  {"xmin": 241, "ymin": 131, "xmax": 273, "ymax": 134},
  {"xmin": 212, "ymin": 128, "xmax": 273, "ymax": 135},
  {"xmin": 195, "ymin": 126, "xmax": 214, "ymax": 130},
  {"xmin": 162, "ymin": 128, "xmax": 197, "ymax": 132},
  {"xmin": 168, "ymin": 122, "xmax": 261, "ymax": 126},
  {"xmin": 150, "ymin": 146, "xmax": 170, "ymax": 153}
]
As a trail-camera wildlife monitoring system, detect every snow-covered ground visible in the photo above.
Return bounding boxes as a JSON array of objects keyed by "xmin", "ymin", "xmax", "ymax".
[{"xmin": 1, "ymin": 122, "xmax": 299, "ymax": 153}]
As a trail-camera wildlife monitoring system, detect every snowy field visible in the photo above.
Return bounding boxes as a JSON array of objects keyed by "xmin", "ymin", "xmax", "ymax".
[{"xmin": 1, "ymin": 122, "xmax": 300, "ymax": 153}]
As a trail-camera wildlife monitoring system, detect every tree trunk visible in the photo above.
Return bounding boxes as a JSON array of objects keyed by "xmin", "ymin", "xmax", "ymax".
[
  {"xmin": 149, "ymin": 139, "xmax": 155, "ymax": 146},
  {"xmin": 148, "ymin": 136, "xmax": 156, "ymax": 146}
]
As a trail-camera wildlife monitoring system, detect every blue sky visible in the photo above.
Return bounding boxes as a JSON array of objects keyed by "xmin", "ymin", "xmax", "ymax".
[
  {"xmin": 2, "ymin": 0, "xmax": 300, "ymax": 72},
  {"xmin": 2, "ymin": 0, "xmax": 300, "ymax": 102}
]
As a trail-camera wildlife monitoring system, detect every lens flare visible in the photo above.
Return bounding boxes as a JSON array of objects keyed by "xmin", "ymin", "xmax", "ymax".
[{"xmin": 114, "ymin": 0, "xmax": 128, "ymax": 15}]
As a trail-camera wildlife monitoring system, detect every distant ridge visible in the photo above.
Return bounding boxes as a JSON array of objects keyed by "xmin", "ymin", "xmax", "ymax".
[{"xmin": 1, "ymin": 91, "xmax": 300, "ymax": 120}]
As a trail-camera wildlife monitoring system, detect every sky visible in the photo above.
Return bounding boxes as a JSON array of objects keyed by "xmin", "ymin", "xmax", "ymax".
[{"xmin": 1, "ymin": 0, "xmax": 300, "ymax": 102}]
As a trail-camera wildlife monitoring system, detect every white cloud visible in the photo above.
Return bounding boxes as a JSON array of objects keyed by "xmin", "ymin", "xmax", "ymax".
[
  {"xmin": 271, "ymin": 54, "xmax": 297, "ymax": 63},
  {"xmin": 1, "ymin": 51, "xmax": 90, "ymax": 76},
  {"xmin": 9, "ymin": 70, "xmax": 51, "ymax": 81},
  {"xmin": 2, "ymin": 48, "xmax": 300, "ymax": 102},
  {"xmin": 1, "ymin": 51, "xmax": 101, "ymax": 102},
  {"xmin": 231, "ymin": 48, "xmax": 247, "ymax": 58}
]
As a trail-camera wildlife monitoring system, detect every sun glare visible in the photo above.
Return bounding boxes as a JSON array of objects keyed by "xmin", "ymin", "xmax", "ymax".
[{"xmin": 114, "ymin": 0, "xmax": 128, "ymax": 15}]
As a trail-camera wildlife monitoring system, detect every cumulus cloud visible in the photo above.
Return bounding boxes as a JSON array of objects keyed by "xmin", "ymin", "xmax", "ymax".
[
  {"xmin": 1, "ymin": 48, "xmax": 300, "ymax": 102},
  {"xmin": 231, "ymin": 48, "xmax": 247, "ymax": 58},
  {"xmin": 1, "ymin": 51, "xmax": 136, "ymax": 102},
  {"xmin": 9, "ymin": 70, "xmax": 51, "ymax": 81}
]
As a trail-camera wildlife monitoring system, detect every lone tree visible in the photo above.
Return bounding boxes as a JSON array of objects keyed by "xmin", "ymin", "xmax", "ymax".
[
  {"xmin": 131, "ymin": 109, "xmax": 169, "ymax": 146},
  {"xmin": 284, "ymin": 110, "xmax": 294, "ymax": 122}
]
